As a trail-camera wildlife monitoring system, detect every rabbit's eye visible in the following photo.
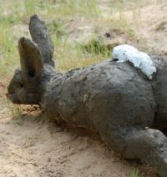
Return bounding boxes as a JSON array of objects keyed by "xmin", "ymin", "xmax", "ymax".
[
  {"xmin": 28, "ymin": 69, "xmax": 35, "ymax": 78},
  {"xmin": 19, "ymin": 83, "xmax": 24, "ymax": 87}
]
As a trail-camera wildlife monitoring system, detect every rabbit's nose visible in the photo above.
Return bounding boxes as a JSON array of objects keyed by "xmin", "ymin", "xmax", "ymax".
[{"xmin": 6, "ymin": 93, "xmax": 9, "ymax": 98}]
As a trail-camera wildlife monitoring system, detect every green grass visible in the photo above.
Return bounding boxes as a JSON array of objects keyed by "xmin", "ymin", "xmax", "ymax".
[
  {"xmin": 129, "ymin": 169, "xmax": 140, "ymax": 177},
  {"xmin": 0, "ymin": 19, "xmax": 18, "ymax": 80},
  {"xmin": 80, "ymin": 37, "xmax": 112, "ymax": 57},
  {"xmin": 0, "ymin": 0, "xmax": 147, "ymax": 81},
  {"xmin": 6, "ymin": 99, "xmax": 23, "ymax": 120},
  {"xmin": 0, "ymin": 0, "xmax": 102, "ymax": 79},
  {"xmin": 52, "ymin": 0, "xmax": 100, "ymax": 18}
]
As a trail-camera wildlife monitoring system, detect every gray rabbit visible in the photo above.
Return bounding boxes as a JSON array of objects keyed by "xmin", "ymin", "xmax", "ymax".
[{"xmin": 7, "ymin": 15, "xmax": 167, "ymax": 177}]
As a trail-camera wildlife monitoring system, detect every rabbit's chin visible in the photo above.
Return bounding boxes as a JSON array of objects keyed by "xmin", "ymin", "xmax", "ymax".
[
  {"xmin": 7, "ymin": 91, "xmax": 40, "ymax": 104},
  {"xmin": 6, "ymin": 93, "xmax": 22, "ymax": 104}
]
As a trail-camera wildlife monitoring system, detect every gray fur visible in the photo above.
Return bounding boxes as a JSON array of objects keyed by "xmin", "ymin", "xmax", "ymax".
[
  {"xmin": 7, "ymin": 15, "xmax": 167, "ymax": 177},
  {"xmin": 29, "ymin": 15, "xmax": 55, "ymax": 67}
]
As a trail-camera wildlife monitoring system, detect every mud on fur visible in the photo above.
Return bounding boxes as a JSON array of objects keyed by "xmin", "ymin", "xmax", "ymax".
[{"xmin": 7, "ymin": 15, "xmax": 167, "ymax": 177}]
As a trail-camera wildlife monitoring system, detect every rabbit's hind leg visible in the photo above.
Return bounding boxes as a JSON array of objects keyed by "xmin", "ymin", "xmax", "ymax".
[{"xmin": 99, "ymin": 126, "xmax": 167, "ymax": 177}]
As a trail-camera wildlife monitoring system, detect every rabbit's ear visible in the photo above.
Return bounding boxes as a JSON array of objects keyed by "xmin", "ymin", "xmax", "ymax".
[
  {"xmin": 18, "ymin": 37, "xmax": 43, "ymax": 80},
  {"xmin": 29, "ymin": 15, "xmax": 55, "ymax": 67}
]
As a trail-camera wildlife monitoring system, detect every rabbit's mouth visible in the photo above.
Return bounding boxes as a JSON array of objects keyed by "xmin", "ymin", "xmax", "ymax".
[
  {"xmin": 6, "ymin": 92, "xmax": 21, "ymax": 104},
  {"xmin": 6, "ymin": 92, "xmax": 11, "ymax": 99},
  {"xmin": 6, "ymin": 91, "xmax": 40, "ymax": 104}
]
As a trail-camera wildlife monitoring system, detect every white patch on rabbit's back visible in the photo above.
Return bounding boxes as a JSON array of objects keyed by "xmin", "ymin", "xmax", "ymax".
[{"xmin": 112, "ymin": 44, "xmax": 157, "ymax": 80}]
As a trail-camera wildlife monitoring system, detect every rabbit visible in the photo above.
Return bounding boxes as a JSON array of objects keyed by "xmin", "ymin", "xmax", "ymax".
[{"xmin": 7, "ymin": 15, "xmax": 167, "ymax": 177}]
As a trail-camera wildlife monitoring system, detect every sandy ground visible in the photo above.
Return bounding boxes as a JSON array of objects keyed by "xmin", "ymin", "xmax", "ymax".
[
  {"xmin": 0, "ymin": 95, "xmax": 157, "ymax": 177},
  {"xmin": 131, "ymin": 0, "xmax": 167, "ymax": 56},
  {"xmin": 1, "ymin": 1, "xmax": 167, "ymax": 177}
]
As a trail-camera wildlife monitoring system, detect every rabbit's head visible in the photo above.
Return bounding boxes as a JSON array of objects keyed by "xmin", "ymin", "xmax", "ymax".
[
  {"xmin": 7, "ymin": 15, "xmax": 55, "ymax": 104},
  {"xmin": 7, "ymin": 38, "xmax": 45, "ymax": 104}
]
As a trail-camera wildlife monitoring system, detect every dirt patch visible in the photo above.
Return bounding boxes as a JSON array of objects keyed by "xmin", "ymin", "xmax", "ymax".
[
  {"xmin": 0, "ymin": 97, "xmax": 157, "ymax": 177},
  {"xmin": 130, "ymin": 1, "xmax": 167, "ymax": 56}
]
